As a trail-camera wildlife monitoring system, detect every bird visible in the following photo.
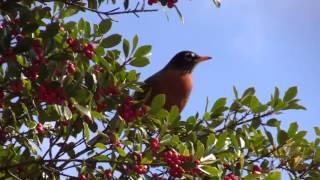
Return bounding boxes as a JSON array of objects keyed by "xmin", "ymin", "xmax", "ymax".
[
  {"xmin": 136, "ymin": 50, "xmax": 211, "ymax": 112},
  {"xmin": 88, "ymin": 51, "xmax": 211, "ymax": 146}
]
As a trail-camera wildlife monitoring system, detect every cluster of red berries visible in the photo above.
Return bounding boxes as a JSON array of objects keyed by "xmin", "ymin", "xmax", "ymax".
[
  {"xmin": 9, "ymin": 80, "xmax": 23, "ymax": 93},
  {"xmin": 38, "ymin": 82, "xmax": 66, "ymax": 105},
  {"xmin": 66, "ymin": 37, "xmax": 95, "ymax": 59},
  {"xmin": 224, "ymin": 173, "xmax": 238, "ymax": 180},
  {"xmin": 25, "ymin": 39, "xmax": 48, "ymax": 80},
  {"xmin": 148, "ymin": 0, "xmax": 178, "ymax": 8},
  {"xmin": 134, "ymin": 164, "xmax": 148, "ymax": 174},
  {"xmin": 150, "ymin": 137, "xmax": 160, "ymax": 152},
  {"xmin": 163, "ymin": 149, "xmax": 201, "ymax": 178},
  {"xmin": 83, "ymin": 42, "xmax": 95, "ymax": 59},
  {"xmin": 118, "ymin": 96, "xmax": 147, "ymax": 122}
]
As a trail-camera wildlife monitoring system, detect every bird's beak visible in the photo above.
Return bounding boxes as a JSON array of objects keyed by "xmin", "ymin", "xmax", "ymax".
[{"xmin": 196, "ymin": 55, "xmax": 212, "ymax": 62}]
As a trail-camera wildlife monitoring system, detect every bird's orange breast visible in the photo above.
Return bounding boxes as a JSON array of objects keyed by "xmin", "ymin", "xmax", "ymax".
[{"xmin": 146, "ymin": 70, "xmax": 193, "ymax": 112}]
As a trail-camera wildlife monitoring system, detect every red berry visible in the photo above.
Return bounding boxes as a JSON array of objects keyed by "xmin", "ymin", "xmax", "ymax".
[
  {"xmin": 96, "ymin": 102, "xmax": 107, "ymax": 112},
  {"xmin": 36, "ymin": 123, "xmax": 44, "ymax": 134},
  {"xmin": 9, "ymin": 80, "xmax": 23, "ymax": 93},
  {"xmin": 79, "ymin": 174, "xmax": 87, "ymax": 180},
  {"xmin": 224, "ymin": 173, "xmax": 238, "ymax": 180},
  {"xmin": 194, "ymin": 160, "xmax": 200, "ymax": 165},
  {"xmin": 32, "ymin": 39, "xmax": 41, "ymax": 49},
  {"xmin": 66, "ymin": 60, "xmax": 76, "ymax": 74},
  {"xmin": 84, "ymin": 49, "xmax": 94, "ymax": 59},
  {"xmin": 84, "ymin": 42, "xmax": 95, "ymax": 51},
  {"xmin": 104, "ymin": 169, "xmax": 112, "ymax": 179},
  {"xmin": 66, "ymin": 37, "xmax": 75, "ymax": 46},
  {"xmin": 106, "ymin": 85, "xmax": 120, "ymax": 96},
  {"xmin": 0, "ymin": 90, "xmax": 4, "ymax": 100},
  {"xmin": 134, "ymin": 164, "xmax": 147, "ymax": 174},
  {"xmin": 252, "ymin": 164, "xmax": 262, "ymax": 174},
  {"xmin": 224, "ymin": 163, "xmax": 231, "ymax": 170},
  {"xmin": 150, "ymin": 137, "xmax": 160, "ymax": 152},
  {"xmin": 0, "ymin": 128, "xmax": 7, "ymax": 142},
  {"xmin": 83, "ymin": 116, "xmax": 92, "ymax": 124}
]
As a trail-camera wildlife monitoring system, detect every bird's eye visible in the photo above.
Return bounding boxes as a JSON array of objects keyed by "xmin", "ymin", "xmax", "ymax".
[{"xmin": 185, "ymin": 53, "xmax": 195, "ymax": 61}]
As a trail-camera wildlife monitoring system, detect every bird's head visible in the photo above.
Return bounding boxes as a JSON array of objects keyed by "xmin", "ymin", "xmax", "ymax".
[{"xmin": 165, "ymin": 51, "xmax": 212, "ymax": 73}]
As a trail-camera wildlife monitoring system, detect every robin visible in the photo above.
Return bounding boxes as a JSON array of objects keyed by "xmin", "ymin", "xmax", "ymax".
[
  {"xmin": 136, "ymin": 50, "xmax": 211, "ymax": 112},
  {"xmin": 87, "ymin": 51, "xmax": 211, "ymax": 147}
]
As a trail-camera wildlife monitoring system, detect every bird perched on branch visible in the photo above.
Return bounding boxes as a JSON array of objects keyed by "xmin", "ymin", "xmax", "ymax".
[
  {"xmin": 88, "ymin": 51, "xmax": 211, "ymax": 146},
  {"xmin": 136, "ymin": 50, "xmax": 211, "ymax": 112}
]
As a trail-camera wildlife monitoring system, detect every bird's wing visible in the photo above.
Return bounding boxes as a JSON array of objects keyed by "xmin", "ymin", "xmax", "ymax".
[{"xmin": 134, "ymin": 72, "xmax": 161, "ymax": 102}]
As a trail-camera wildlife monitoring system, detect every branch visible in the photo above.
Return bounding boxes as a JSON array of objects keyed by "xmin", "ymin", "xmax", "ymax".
[
  {"xmin": 59, "ymin": 0, "xmax": 158, "ymax": 18},
  {"xmin": 0, "ymin": 158, "xmax": 166, "ymax": 172},
  {"xmin": 216, "ymin": 111, "xmax": 274, "ymax": 133}
]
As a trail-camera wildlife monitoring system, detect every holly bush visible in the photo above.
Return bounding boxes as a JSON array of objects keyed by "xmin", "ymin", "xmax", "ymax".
[{"xmin": 0, "ymin": 0, "xmax": 319, "ymax": 179}]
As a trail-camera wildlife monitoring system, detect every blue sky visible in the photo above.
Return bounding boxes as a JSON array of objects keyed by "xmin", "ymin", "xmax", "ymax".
[{"xmin": 89, "ymin": 0, "xmax": 320, "ymax": 138}]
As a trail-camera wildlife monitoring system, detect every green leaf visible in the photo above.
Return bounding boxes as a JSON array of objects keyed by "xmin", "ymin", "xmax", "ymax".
[
  {"xmin": 83, "ymin": 123, "xmax": 90, "ymax": 140},
  {"xmin": 74, "ymin": 104, "xmax": 91, "ymax": 119},
  {"xmin": 132, "ymin": 34, "xmax": 139, "ymax": 53},
  {"xmin": 160, "ymin": 134, "xmax": 172, "ymax": 145},
  {"xmin": 101, "ymin": 34, "xmax": 122, "ymax": 48},
  {"xmin": 42, "ymin": 22, "xmax": 60, "ymax": 38},
  {"xmin": 314, "ymin": 148, "xmax": 320, "ymax": 163},
  {"xmin": 243, "ymin": 174, "xmax": 261, "ymax": 180},
  {"xmin": 61, "ymin": 7, "xmax": 78, "ymax": 18},
  {"xmin": 241, "ymin": 87, "xmax": 255, "ymax": 99},
  {"xmin": 26, "ymin": 119, "xmax": 37, "ymax": 129},
  {"xmin": 271, "ymin": 87, "xmax": 280, "ymax": 107},
  {"xmin": 283, "ymin": 86, "xmax": 297, "ymax": 102},
  {"xmin": 124, "ymin": 0, "xmax": 129, "ymax": 9},
  {"xmin": 288, "ymin": 122, "xmax": 298, "ymax": 137},
  {"xmin": 63, "ymin": 105, "xmax": 73, "ymax": 120},
  {"xmin": 233, "ymin": 86, "xmax": 239, "ymax": 99},
  {"xmin": 250, "ymin": 96, "xmax": 268, "ymax": 113},
  {"xmin": 150, "ymin": 94, "xmax": 166, "ymax": 113},
  {"xmin": 169, "ymin": 106, "xmax": 180, "ymax": 125},
  {"xmin": 266, "ymin": 118, "xmax": 281, "ymax": 127},
  {"xmin": 212, "ymin": 0, "xmax": 221, "ymax": 8},
  {"xmin": 314, "ymin": 127, "xmax": 320, "ymax": 136},
  {"xmin": 122, "ymin": 38, "xmax": 130, "ymax": 57},
  {"xmin": 277, "ymin": 130, "xmax": 288, "ymax": 145},
  {"xmin": 94, "ymin": 143, "xmax": 106, "ymax": 150},
  {"xmin": 195, "ymin": 141, "xmax": 205, "ymax": 159},
  {"xmin": 215, "ymin": 132, "xmax": 228, "ymax": 150},
  {"xmin": 134, "ymin": 45, "xmax": 152, "ymax": 57},
  {"xmin": 99, "ymin": 19, "xmax": 112, "ymax": 34},
  {"xmin": 210, "ymin": 97, "xmax": 227, "ymax": 114},
  {"xmin": 199, "ymin": 165, "xmax": 220, "ymax": 176},
  {"xmin": 264, "ymin": 129, "xmax": 274, "ymax": 145},
  {"xmin": 93, "ymin": 155, "xmax": 109, "ymax": 161},
  {"xmin": 116, "ymin": 147, "xmax": 126, "ymax": 157},
  {"xmin": 88, "ymin": 0, "xmax": 97, "ymax": 9},
  {"xmin": 265, "ymin": 170, "xmax": 281, "ymax": 180},
  {"xmin": 206, "ymin": 134, "xmax": 216, "ymax": 146},
  {"xmin": 129, "ymin": 57, "xmax": 150, "ymax": 67}
]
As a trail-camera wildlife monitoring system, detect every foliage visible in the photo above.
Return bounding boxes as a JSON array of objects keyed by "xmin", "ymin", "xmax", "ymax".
[{"xmin": 0, "ymin": 0, "xmax": 319, "ymax": 179}]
